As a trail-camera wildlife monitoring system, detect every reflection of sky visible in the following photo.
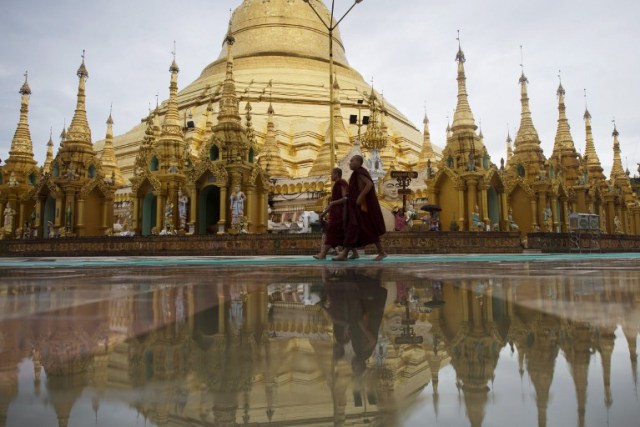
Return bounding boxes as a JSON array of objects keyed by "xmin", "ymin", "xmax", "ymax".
[
  {"xmin": 404, "ymin": 326, "xmax": 640, "ymax": 427},
  {"xmin": 10, "ymin": 359, "xmax": 154, "ymax": 427}
]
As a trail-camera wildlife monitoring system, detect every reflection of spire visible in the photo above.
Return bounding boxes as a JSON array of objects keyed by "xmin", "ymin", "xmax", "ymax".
[
  {"xmin": 624, "ymin": 328, "xmax": 638, "ymax": 394},
  {"xmin": 597, "ymin": 328, "xmax": 615, "ymax": 409}
]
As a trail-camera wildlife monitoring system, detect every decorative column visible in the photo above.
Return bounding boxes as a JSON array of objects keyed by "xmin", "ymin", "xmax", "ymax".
[
  {"xmin": 245, "ymin": 185, "xmax": 255, "ymax": 233},
  {"xmin": 34, "ymin": 199, "xmax": 42, "ymax": 237},
  {"xmin": 480, "ymin": 184, "xmax": 489, "ymax": 227},
  {"xmin": 132, "ymin": 196, "xmax": 139, "ymax": 234},
  {"xmin": 550, "ymin": 196, "xmax": 559, "ymax": 233},
  {"xmin": 256, "ymin": 189, "xmax": 267, "ymax": 233},
  {"xmin": 562, "ymin": 198, "xmax": 570, "ymax": 232},
  {"xmin": 156, "ymin": 193, "xmax": 164, "ymax": 233},
  {"xmin": 467, "ymin": 178, "xmax": 478, "ymax": 230},
  {"xmin": 530, "ymin": 199, "xmax": 538, "ymax": 230},
  {"xmin": 76, "ymin": 198, "xmax": 85, "ymax": 236},
  {"xmin": 19, "ymin": 202, "xmax": 26, "ymax": 232},
  {"xmin": 457, "ymin": 184, "xmax": 465, "ymax": 230},
  {"xmin": 501, "ymin": 192, "xmax": 508, "ymax": 231},
  {"xmin": 217, "ymin": 185, "xmax": 227, "ymax": 234},
  {"xmin": 101, "ymin": 198, "xmax": 109, "ymax": 231},
  {"xmin": 189, "ymin": 186, "xmax": 197, "ymax": 234},
  {"xmin": 55, "ymin": 197, "xmax": 63, "ymax": 227}
]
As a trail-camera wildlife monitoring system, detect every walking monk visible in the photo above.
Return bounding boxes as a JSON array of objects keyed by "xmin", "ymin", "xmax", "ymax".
[
  {"xmin": 313, "ymin": 167, "xmax": 358, "ymax": 259},
  {"xmin": 333, "ymin": 155, "xmax": 387, "ymax": 261}
]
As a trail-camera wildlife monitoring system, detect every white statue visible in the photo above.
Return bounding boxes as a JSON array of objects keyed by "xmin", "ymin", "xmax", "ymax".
[
  {"xmin": 178, "ymin": 192, "xmax": 188, "ymax": 230},
  {"xmin": 508, "ymin": 208, "xmax": 519, "ymax": 231},
  {"xmin": 3, "ymin": 203, "xmax": 16, "ymax": 233},
  {"xmin": 614, "ymin": 216, "xmax": 623, "ymax": 234},
  {"xmin": 230, "ymin": 185, "xmax": 246, "ymax": 227},
  {"xmin": 543, "ymin": 207, "xmax": 552, "ymax": 232}
]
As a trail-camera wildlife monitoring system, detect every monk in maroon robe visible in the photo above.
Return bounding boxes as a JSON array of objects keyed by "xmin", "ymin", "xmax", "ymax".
[
  {"xmin": 313, "ymin": 168, "xmax": 359, "ymax": 259},
  {"xmin": 333, "ymin": 155, "xmax": 387, "ymax": 261}
]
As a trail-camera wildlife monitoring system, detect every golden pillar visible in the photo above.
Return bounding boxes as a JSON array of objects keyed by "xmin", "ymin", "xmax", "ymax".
[
  {"xmin": 256, "ymin": 190, "xmax": 267, "ymax": 233},
  {"xmin": 101, "ymin": 199, "xmax": 109, "ymax": 230},
  {"xmin": 189, "ymin": 187, "xmax": 197, "ymax": 230},
  {"xmin": 217, "ymin": 185, "xmax": 227, "ymax": 234},
  {"xmin": 457, "ymin": 185, "xmax": 465, "ymax": 230},
  {"xmin": 562, "ymin": 198, "xmax": 570, "ymax": 232},
  {"xmin": 156, "ymin": 193, "xmax": 164, "ymax": 232},
  {"xmin": 467, "ymin": 178, "xmax": 478, "ymax": 230},
  {"xmin": 0, "ymin": 201, "xmax": 5, "ymax": 229},
  {"xmin": 501, "ymin": 192, "xmax": 508, "ymax": 231},
  {"xmin": 245, "ymin": 185, "xmax": 255, "ymax": 232},
  {"xmin": 132, "ymin": 196, "xmax": 139, "ymax": 234},
  {"xmin": 18, "ymin": 202, "xmax": 26, "ymax": 231},
  {"xmin": 480, "ymin": 185, "xmax": 489, "ymax": 226},
  {"xmin": 34, "ymin": 199, "xmax": 42, "ymax": 236},
  {"xmin": 76, "ymin": 198, "xmax": 85, "ymax": 235},
  {"xmin": 550, "ymin": 196, "xmax": 559, "ymax": 233},
  {"xmin": 530, "ymin": 199, "xmax": 538, "ymax": 229},
  {"xmin": 55, "ymin": 197, "xmax": 62, "ymax": 227}
]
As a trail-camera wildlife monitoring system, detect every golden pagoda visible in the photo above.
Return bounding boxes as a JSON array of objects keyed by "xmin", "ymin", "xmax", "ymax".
[
  {"xmin": 98, "ymin": 0, "xmax": 424, "ymax": 201},
  {"xmin": 33, "ymin": 53, "xmax": 115, "ymax": 237},
  {"xmin": 0, "ymin": 72, "xmax": 39, "ymax": 238}
]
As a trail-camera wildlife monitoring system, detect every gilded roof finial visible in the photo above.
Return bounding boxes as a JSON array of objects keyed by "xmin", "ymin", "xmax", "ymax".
[
  {"xmin": 612, "ymin": 118, "xmax": 618, "ymax": 137},
  {"xmin": 557, "ymin": 70, "xmax": 565, "ymax": 96},
  {"xmin": 455, "ymin": 30, "xmax": 465, "ymax": 63},
  {"xmin": 518, "ymin": 45, "xmax": 528, "ymax": 84},
  {"xmin": 170, "ymin": 40, "xmax": 179, "ymax": 73},
  {"xmin": 107, "ymin": 103, "xmax": 114, "ymax": 125},
  {"xmin": 20, "ymin": 70, "xmax": 31, "ymax": 95},
  {"xmin": 423, "ymin": 101, "xmax": 429, "ymax": 125},
  {"xmin": 583, "ymin": 88, "xmax": 591, "ymax": 120},
  {"xmin": 77, "ymin": 49, "xmax": 89, "ymax": 78}
]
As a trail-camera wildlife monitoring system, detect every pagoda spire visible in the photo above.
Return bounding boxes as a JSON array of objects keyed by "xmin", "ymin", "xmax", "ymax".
[
  {"xmin": 417, "ymin": 110, "xmax": 434, "ymax": 170},
  {"xmin": 7, "ymin": 70, "xmax": 37, "ymax": 165},
  {"xmin": 514, "ymin": 52, "xmax": 542, "ymax": 154},
  {"xmin": 582, "ymin": 93, "xmax": 605, "ymax": 183},
  {"xmin": 43, "ymin": 128, "xmax": 55, "ymax": 173},
  {"xmin": 161, "ymin": 44, "xmax": 182, "ymax": 137},
  {"xmin": 506, "ymin": 131, "xmax": 513, "ymax": 162},
  {"xmin": 451, "ymin": 31, "xmax": 477, "ymax": 132},
  {"xmin": 217, "ymin": 31, "xmax": 241, "ymax": 124},
  {"xmin": 609, "ymin": 122, "xmax": 626, "ymax": 182},
  {"xmin": 100, "ymin": 107, "xmax": 124, "ymax": 186},
  {"xmin": 552, "ymin": 72, "xmax": 577, "ymax": 156},
  {"xmin": 65, "ymin": 50, "xmax": 93, "ymax": 147},
  {"xmin": 259, "ymin": 102, "xmax": 288, "ymax": 179}
]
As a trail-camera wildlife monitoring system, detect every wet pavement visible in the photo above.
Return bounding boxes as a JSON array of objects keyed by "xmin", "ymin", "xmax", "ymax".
[{"xmin": 1, "ymin": 253, "xmax": 639, "ymax": 426}]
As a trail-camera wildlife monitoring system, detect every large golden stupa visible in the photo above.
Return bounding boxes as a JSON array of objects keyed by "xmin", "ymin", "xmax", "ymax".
[{"xmin": 102, "ymin": 0, "xmax": 424, "ymax": 184}]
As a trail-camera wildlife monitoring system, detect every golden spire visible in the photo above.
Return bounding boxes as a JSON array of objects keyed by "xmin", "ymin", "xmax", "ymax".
[
  {"xmin": 244, "ymin": 101, "xmax": 256, "ymax": 145},
  {"xmin": 609, "ymin": 121, "xmax": 627, "ymax": 181},
  {"xmin": 161, "ymin": 43, "xmax": 182, "ymax": 137},
  {"xmin": 43, "ymin": 128, "xmax": 55, "ymax": 173},
  {"xmin": 582, "ymin": 90, "xmax": 605, "ymax": 183},
  {"xmin": 451, "ymin": 31, "xmax": 477, "ymax": 132},
  {"xmin": 506, "ymin": 130, "xmax": 513, "ymax": 162},
  {"xmin": 417, "ymin": 110, "xmax": 434, "ymax": 170},
  {"xmin": 59, "ymin": 120, "xmax": 67, "ymax": 148},
  {"xmin": 514, "ymin": 48, "xmax": 542, "ymax": 153},
  {"xmin": 552, "ymin": 71, "xmax": 577, "ymax": 155},
  {"xmin": 259, "ymin": 102, "xmax": 288, "ymax": 179},
  {"xmin": 65, "ymin": 50, "xmax": 93, "ymax": 147},
  {"xmin": 7, "ymin": 70, "xmax": 37, "ymax": 165},
  {"xmin": 100, "ymin": 106, "xmax": 125, "ymax": 186},
  {"xmin": 217, "ymin": 31, "xmax": 241, "ymax": 124}
]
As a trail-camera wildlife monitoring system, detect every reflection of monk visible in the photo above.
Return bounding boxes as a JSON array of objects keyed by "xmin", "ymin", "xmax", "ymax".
[{"xmin": 322, "ymin": 268, "xmax": 387, "ymax": 375}]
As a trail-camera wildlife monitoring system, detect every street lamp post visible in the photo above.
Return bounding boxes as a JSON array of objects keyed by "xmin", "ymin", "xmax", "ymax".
[{"xmin": 303, "ymin": 0, "xmax": 364, "ymax": 175}]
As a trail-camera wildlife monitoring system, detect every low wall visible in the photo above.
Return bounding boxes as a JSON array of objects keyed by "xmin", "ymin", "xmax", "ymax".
[
  {"xmin": 527, "ymin": 232, "xmax": 640, "ymax": 253},
  {"xmin": 0, "ymin": 231, "xmax": 523, "ymax": 257}
]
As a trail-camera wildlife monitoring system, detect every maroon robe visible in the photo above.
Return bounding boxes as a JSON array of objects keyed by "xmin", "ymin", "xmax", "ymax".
[
  {"xmin": 324, "ymin": 178, "xmax": 348, "ymax": 248},
  {"xmin": 343, "ymin": 167, "xmax": 386, "ymax": 247}
]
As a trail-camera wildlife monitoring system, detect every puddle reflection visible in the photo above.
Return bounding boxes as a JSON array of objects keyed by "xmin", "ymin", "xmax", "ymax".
[{"xmin": 1, "ymin": 260, "xmax": 639, "ymax": 426}]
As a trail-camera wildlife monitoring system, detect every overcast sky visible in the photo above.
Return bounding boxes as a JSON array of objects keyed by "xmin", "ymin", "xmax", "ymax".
[{"xmin": 1, "ymin": 0, "xmax": 639, "ymax": 177}]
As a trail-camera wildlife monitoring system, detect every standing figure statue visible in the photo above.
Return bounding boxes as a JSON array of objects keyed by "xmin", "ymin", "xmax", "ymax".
[
  {"xmin": 614, "ymin": 216, "xmax": 623, "ymax": 234},
  {"xmin": 543, "ymin": 206, "xmax": 552, "ymax": 232},
  {"xmin": 507, "ymin": 208, "xmax": 519, "ymax": 231},
  {"xmin": 230, "ymin": 185, "xmax": 246, "ymax": 230},
  {"xmin": 163, "ymin": 200, "xmax": 174, "ymax": 234},
  {"xmin": 3, "ymin": 203, "xmax": 16, "ymax": 234},
  {"xmin": 178, "ymin": 192, "xmax": 188, "ymax": 230}
]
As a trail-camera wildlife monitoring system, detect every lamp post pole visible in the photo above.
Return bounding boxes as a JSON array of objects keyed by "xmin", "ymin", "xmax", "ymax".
[{"xmin": 304, "ymin": 0, "xmax": 364, "ymax": 175}]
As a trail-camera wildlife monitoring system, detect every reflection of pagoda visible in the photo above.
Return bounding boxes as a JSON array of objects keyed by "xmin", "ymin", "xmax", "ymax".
[{"xmin": 440, "ymin": 281, "xmax": 511, "ymax": 427}]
